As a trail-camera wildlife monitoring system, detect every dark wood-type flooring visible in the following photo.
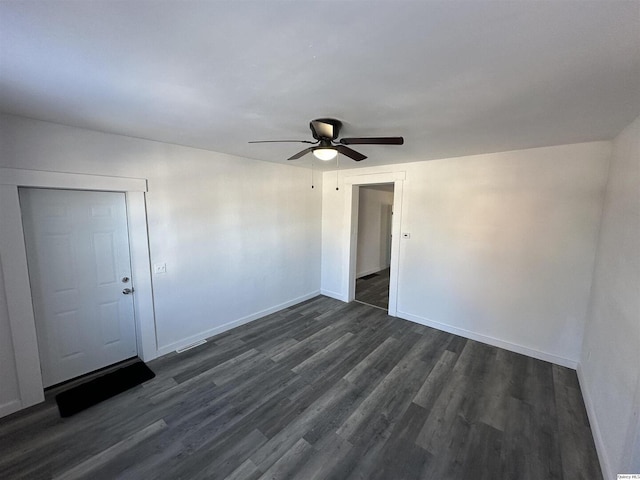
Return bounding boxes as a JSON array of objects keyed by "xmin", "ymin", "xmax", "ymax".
[
  {"xmin": 0, "ymin": 296, "xmax": 602, "ymax": 479},
  {"xmin": 355, "ymin": 268, "xmax": 390, "ymax": 310}
]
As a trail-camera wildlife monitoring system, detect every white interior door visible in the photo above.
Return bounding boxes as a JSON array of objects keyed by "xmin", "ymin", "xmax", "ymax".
[{"xmin": 19, "ymin": 188, "xmax": 138, "ymax": 387}]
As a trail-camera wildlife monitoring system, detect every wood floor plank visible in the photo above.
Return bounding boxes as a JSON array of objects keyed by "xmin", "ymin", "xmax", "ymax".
[
  {"xmin": 336, "ymin": 330, "xmax": 442, "ymax": 443},
  {"xmin": 553, "ymin": 365, "xmax": 603, "ymax": 480},
  {"xmin": 291, "ymin": 332, "xmax": 354, "ymax": 373},
  {"xmin": 251, "ymin": 379, "xmax": 356, "ymax": 471},
  {"xmin": 375, "ymin": 402, "xmax": 433, "ymax": 480},
  {"xmin": 474, "ymin": 348, "xmax": 514, "ymax": 432},
  {"xmin": 412, "ymin": 349, "xmax": 457, "ymax": 409},
  {"xmin": 320, "ymin": 413, "xmax": 395, "ymax": 480},
  {"xmin": 224, "ymin": 459, "xmax": 262, "ymax": 480},
  {"xmin": 0, "ymin": 295, "xmax": 602, "ymax": 480},
  {"xmin": 255, "ymin": 437, "xmax": 315, "ymax": 480},
  {"xmin": 414, "ymin": 370, "xmax": 469, "ymax": 454},
  {"xmin": 52, "ymin": 419, "xmax": 167, "ymax": 480},
  {"xmin": 343, "ymin": 336, "xmax": 400, "ymax": 385},
  {"xmin": 191, "ymin": 429, "xmax": 270, "ymax": 480},
  {"xmin": 168, "ymin": 337, "xmax": 248, "ymax": 384},
  {"xmin": 292, "ymin": 432, "xmax": 353, "ymax": 480},
  {"xmin": 500, "ymin": 395, "xmax": 535, "ymax": 480},
  {"xmin": 422, "ymin": 413, "xmax": 474, "ymax": 480},
  {"xmin": 460, "ymin": 421, "xmax": 504, "ymax": 480},
  {"xmin": 271, "ymin": 318, "xmax": 352, "ymax": 363},
  {"xmin": 525, "ymin": 359, "xmax": 564, "ymax": 480}
]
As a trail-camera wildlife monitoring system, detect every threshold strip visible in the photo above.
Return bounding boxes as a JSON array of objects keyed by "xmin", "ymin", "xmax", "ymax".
[{"xmin": 354, "ymin": 300, "xmax": 388, "ymax": 312}]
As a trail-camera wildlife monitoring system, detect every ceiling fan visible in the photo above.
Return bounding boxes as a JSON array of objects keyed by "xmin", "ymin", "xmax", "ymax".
[{"xmin": 249, "ymin": 118, "xmax": 404, "ymax": 162}]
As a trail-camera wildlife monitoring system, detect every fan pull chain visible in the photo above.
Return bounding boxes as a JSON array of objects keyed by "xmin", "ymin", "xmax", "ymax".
[
  {"xmin": 311, "ymin": 157, "xmax": 314, "ymax": 189},
  {"xmin": 336, "ymin": 152, "xmax": 340, "ymax": 191}
]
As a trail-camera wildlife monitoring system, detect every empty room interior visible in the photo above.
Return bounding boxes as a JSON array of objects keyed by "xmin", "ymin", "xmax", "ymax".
[{"xmin": 0, "ymin": 1, "xmax": 638, "ymax": 479}]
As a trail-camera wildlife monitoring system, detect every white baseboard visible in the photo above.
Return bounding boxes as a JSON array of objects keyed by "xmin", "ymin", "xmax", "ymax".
[
  {"xmin": 0, "ymin": 399, "xmax": 22, "ymax": 419},
  {"xmin": 577, "ymin": 364, "xmax": 612, "ymax": 480},
  {"xmin": 396, "ymin": 310, "xmax": 578, "ymax": 369},
  {"xmin": 356, "ymin": 265, "xmax": 388, "ymax": 279},
  {"xmin": 320, "ymin": 288, "xmax": 348, "ymax": 302},
  {"xmin": 155, "ymin": 290, "xmax": 321, "ymax": 357}
]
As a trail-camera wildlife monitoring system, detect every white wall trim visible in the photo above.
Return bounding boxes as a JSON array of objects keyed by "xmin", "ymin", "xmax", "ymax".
[
  {"xmin": 0, "ymin": 168, "xmax": 155, "ymax": 413},
  {"xmin": 0, "ymin": 185, "xmax": 45, "ymax": 408},
  {"xmin": 0, "ymin": 399, "xmax": 22, "ymax": 418},
  {"xmin": 156, "ymin": 290, "xmax": 321, "ymax": 356},
  {"xmin": 396, "ymin": 310, "xmax": 578, "ymax": 369},
  {"xmin": 576, "ymin": 364, "xmax": 612, "ymax": 480},
  {"xmin": 125, "ymin": 191, "xmax": 158, "ymax": 362},
  {"xmin": 320, "ymin": 288, "xmax": 349, "ymax": 302},
  {"xmin": 341, "ymin": 172, "xmax": 405, "ymax": 316},
  {"xmin": 344, "ymin": 171, "xmax": 406, "ymax": 184},
  {"xmin": 345, "ymin": 185, "xmax": 360, "ymax": 303},
  {"xmin": 0, "ymin": 167, "xmax": 147, "ymax": 192}
]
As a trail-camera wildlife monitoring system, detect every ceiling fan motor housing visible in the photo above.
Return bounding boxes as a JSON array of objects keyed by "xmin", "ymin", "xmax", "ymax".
[{"xmin": 310, "ymin": 118, "xmax": 342, "ymax": 140}]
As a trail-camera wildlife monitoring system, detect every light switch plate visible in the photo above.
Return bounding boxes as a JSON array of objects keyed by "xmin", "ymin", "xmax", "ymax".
[{"xmin": 153, "ymin": 263, "xmax": 167, "ymax": 274}]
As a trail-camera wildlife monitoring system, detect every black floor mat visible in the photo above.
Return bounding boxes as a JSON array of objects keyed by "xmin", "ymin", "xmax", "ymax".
[{"xmin": 55, "ymin": 360, "xmax": 155, "ymax": 417}]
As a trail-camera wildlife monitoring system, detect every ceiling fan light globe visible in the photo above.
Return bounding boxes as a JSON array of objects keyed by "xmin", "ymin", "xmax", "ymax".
[{"xmin": 313, "ymin": 148, "xmax": 337, "ymax": 161}]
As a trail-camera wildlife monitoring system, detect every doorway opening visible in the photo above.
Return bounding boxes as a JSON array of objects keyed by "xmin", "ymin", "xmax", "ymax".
[{"xmin": 354, "ymin": 184, "xmax": 394, "ymax": 311}]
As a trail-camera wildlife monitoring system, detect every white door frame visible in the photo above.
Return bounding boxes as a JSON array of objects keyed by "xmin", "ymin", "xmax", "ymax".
[
  {"xmin": 342, "ymin": 171, "xmax": 405, "ymax": 316},
  {"xmin": 0, "ymin": 168, "xmax": 157, "ymax": 412}
]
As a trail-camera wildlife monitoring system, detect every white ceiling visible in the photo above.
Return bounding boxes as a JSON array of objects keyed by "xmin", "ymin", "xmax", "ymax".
[{"xmin": 1, "ymin": 1, "xmax": 639, "ymax": 169}]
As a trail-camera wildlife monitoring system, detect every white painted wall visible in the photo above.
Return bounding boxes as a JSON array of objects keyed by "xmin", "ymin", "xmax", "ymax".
[
  {"xmin": 356, "ymin": 186, "xmax": 394, "ymax": 277},
  {"xmin": 579, "ymin": 116, "xmax": 640, "ymax": 480},
  {"xmin": 0, "ymin": 113, "xmax": 321, "ymax": 416},
  {"xmin": 322, "ymin": 142, "xmax": 611, "ymax": 367}
]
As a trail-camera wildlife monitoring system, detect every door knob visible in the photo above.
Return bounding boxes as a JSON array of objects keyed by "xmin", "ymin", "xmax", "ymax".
[{"xmin": 122, "ymin": 288, "xmax": 134, "ymax": 295}]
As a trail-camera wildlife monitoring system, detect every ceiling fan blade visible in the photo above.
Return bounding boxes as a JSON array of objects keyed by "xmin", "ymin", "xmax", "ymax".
[
  {"xmin": 336, "ymin": 145, "xmax": 367, "ymax": 162},
  {"xmin": 339, "ymin": 137, "xmax": 404, "ymax": 145},
  {"xmin": 287, "ymin": 147, "xmax": 315, "ymax": 160},
  {"xmin": 249, "ymin": 140, "xmax": 317, "ymax": 144}
]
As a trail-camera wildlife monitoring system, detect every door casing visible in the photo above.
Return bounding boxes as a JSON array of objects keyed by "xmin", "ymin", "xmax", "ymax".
[
  {"xmin": 342, "ymin": 171, "xmax": 405, "ymax": 316},
  {"xmin": 0, "ymin": 168, "xmax": 156, "ymax": 415}
]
